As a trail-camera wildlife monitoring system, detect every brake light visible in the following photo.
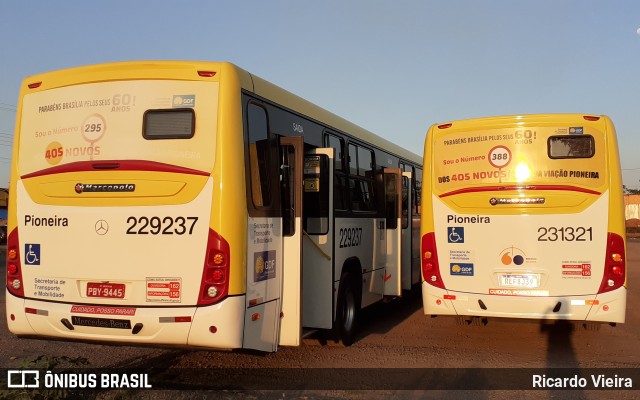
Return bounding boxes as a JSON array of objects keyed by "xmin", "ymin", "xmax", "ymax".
[
  {"xmin": 197, "ymin": 71, "xmax": 216, "ymax": 77},
  {"xmin": 421, "ymin": 232, "xmax": 445, "ymax": 289},
  {"xmin": 583, "ymin": 115, "xmax": 600, "ymax": 121},
  {"xmin": 437, "ymin": 123, "xmax": 452, "ymax": 129},
  {"xmin": 6, "ymin": 228, "xmax": 25, "ymax": 298},
  {"xmin": 28, "ymin": 82, "xmax": 42, "ymax": 89},
  {"xmin": 197, "ymin": 229, "xmax": 230, "ymax": 305},
  {"xmin": 598, "ymin": 232, "xmax": 625, "ymax": 294}
]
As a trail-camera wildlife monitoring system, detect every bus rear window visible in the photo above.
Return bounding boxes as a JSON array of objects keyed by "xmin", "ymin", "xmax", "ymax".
[
  {"xmin": 143, "ymin": 109, "xmax": 195, "ymax": 139},
  {"xmin": 548, "ymin": 135, "xmax": 595, "ymax": 159}
]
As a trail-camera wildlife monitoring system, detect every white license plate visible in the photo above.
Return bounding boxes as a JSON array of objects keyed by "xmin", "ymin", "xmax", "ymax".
[{"xmin": 499, "ymin": 274, "xmax": 540, "ymax": 288}]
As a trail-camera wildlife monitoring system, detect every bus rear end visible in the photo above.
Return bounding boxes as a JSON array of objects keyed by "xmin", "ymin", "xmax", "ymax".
[
  {"xmin": 6, "ymin": 61, "xmax": 247, "ymax": 348},
  {"xmin": 421, "ymin": 114, "xmax": 626, "ymax": 325}
]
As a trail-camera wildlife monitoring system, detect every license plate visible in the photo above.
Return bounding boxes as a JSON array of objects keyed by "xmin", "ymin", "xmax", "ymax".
[
  {"xmin": 499, "ymin": 274, "xmax": 540, "ymax": 288},
  {"xmin": 86, "ymin": 282, "xmax": 125, "ymax": 299}
]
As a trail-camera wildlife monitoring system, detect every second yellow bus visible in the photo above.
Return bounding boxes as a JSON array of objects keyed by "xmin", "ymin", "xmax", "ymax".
[{"xmin": 421, "ymin": 114, "xmax": 626, "ymax": 328}]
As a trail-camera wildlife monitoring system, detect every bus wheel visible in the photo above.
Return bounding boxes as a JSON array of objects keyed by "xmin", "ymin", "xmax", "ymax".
[{"xmin": 335, "ymin": 272, "xmax": 360, "ymax": 346}]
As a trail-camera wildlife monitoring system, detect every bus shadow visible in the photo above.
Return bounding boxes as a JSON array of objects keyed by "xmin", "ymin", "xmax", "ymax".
[
  {"xmin": 540, "ymin": 319, "xmax": 579, "ymax": 367},
  {"xmin": 539, "ymin": 317, "xmax": 587, "ymax": 398}
]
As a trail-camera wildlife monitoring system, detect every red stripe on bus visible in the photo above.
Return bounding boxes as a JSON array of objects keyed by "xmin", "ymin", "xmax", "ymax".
[
  {"xmin": 439, "ymin": 185, "xmax": 601, "ymax": 198},
  {"xmin": 21, "ymin": 160, "xmax": 210, "ymax": 179}
]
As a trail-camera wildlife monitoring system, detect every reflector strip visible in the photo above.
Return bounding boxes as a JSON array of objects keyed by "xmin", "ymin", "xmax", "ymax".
[
  {"xmin": 443, "ymin": 295, "xmax": 456, "ymax": 300},
  {"xmin": 25, "ymin": 308, "xmax": 49, "ymax": 316},
  {"xmin": 158, "ymin": 316, "xmax": 192, "ymax": 323},
  {"xmin": 249, "ymin": 297, "xmax": 264, "ymax": 306},
  {"xmin": 570, "ymin": 300, "xmax": 600, "ymax": 306}
]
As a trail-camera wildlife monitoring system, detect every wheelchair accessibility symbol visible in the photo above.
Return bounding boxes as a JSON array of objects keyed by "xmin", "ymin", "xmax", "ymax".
[
  {"xmin": 25, "ymin": 244, "xmax": 41, "ymax": 265},
  {"xmin": 447, "ymin": 227, "xmax": 464, "ymax": 243}
]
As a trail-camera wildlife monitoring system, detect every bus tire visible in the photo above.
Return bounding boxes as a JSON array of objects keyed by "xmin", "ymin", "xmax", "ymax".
[{"xmin": 335, "ymin": 272, "xmax": 360, "ymax": 346}]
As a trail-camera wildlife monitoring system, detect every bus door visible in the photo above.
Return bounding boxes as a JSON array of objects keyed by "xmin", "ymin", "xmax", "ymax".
[
  {"xmin": 302, "ymin": 148, "xmax": 334, "ymax": 329},
  {"xmin": 243, "ymin": 116, "xmax": 285, "ymax": 352},
  {"xmin": 279, "ymin": 136, "xmax": 304, "ymax": 346},
  {"xmin": 383, "ymin": 168, "xmax": 402, "ymax": 296},
  {"xmin": 401, "ymin": 171, "xmax": 413, "ymax": 291}
]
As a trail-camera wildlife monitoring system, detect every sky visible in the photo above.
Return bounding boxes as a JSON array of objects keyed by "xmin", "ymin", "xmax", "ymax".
[{"xmin": 1, "ymin": 0, "xmax": 640, "ymax": 189}]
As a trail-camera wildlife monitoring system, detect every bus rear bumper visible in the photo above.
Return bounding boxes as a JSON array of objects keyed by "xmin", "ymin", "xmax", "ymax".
[
  {"xmin": 5, "ymin": 292, "xmax": 246, "ymax": 349},
  {"xmin": 422, "ymin": 282, "xmax": 626, "ymax": 324}
]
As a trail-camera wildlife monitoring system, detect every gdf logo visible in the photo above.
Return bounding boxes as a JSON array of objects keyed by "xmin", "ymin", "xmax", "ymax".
[{"xmin": 172, "ymin": 95, "xmax": 196, "ymax": 108}]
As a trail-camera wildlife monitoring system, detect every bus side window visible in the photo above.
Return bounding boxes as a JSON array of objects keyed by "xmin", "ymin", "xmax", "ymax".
[
  {"xmin": 247, "ymin": 103, "xmax": 272, "ymax": 207},
  {"xmin": 402, "ymin": 175, "xmax": 409, "ymax": 229},
  {"xmin": 385, "ymin": 173, "xmax": 398, "ymax": 229},
  {"xmin": 347, "ymin": 143, "xmax": 376, "ymax": 213},
  {"xmin": 349, "ymin": 178, "xmax": 373, "ymax": 211},
  {"xmin": 325, "ymin": 133, "xmax": 344, "ymax": 171},
  {"xmin": 413, "ymin": 167, "xmax": 422, "ymax": 215},
  {"xmin": 325, "ymin": 133, "xmax": 347, "ymax": 211}
]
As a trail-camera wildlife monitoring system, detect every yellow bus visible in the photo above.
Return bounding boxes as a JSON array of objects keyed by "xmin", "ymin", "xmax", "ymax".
[
  {"xmin": 421, "ymin": 114, "xmax": 626, "ymax": 328},
  {"xmin": 5, "ymin": 61, "xmax": 423, "ymax": 352}
]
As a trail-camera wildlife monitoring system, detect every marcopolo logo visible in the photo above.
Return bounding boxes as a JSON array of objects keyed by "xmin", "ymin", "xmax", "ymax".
[
  {"xmin": 75, "ymin": 183, "xmax": 136, "ymax": 194},
  {"xmin": 173, "ymin": 95, "xmax": 196, "ymax": 108}
]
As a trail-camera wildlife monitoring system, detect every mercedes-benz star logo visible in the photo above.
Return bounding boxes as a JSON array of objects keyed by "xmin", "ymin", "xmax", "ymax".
[{"xmin": 95, "ymin": 220, "xmax": 109, "ymax": 235}]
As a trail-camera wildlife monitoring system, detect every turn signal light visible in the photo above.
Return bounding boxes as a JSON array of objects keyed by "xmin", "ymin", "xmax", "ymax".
[{"xmin": 211, "ymin": 252, "xmax": 225, "ymax": 265}]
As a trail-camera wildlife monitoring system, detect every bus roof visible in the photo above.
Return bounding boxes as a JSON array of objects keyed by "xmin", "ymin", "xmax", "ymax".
[
  {"xmin": 240, "ymin": 66, "xmax": 421, "ymax": 165},
  {"xmin": 429, "ymin": 114, "xmax": 612, "ymax": 133}
]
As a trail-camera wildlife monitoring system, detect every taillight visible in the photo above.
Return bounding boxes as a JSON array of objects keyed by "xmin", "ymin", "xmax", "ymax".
[
  {"xmin": 6, "ymin": 228, "xmax": 25, "ymax": 298},
  {"xmin": 421, "ymin": 232, "xmax": 445, "ymax": 289},
  {"xmin": 598, "ymin": 232, "xmax": 625, "ymax": 294},
  {"xmin": 583, "ymin": 115, "xmax": 600, "ymax": 121},
  {"xmin": 437, "ymin": 123, "xmax": 452, "ymax": 129},
  {"xmin": 197, "ymin": 229, "xmax": 230, "ymax": 305}
]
